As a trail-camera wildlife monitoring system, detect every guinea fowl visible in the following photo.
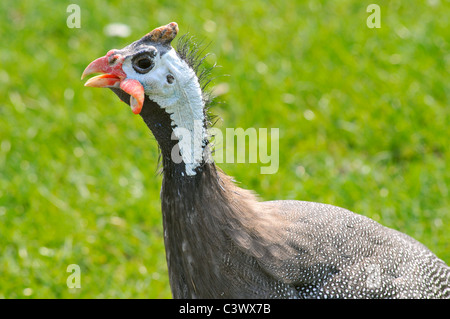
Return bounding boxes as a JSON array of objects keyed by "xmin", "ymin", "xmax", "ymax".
[{"xmin": 82, "ymin": 22, "xmax": 450, "ymax": 299}]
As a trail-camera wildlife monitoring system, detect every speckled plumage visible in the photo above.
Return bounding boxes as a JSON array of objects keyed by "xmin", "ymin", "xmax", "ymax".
[
  {"xmin": 264, "ymin": 200, "xmax": 450, "ymax": 299},
  {"xmin": 159, "ymin": 163, "xmax": 450, "ymax": 299}
]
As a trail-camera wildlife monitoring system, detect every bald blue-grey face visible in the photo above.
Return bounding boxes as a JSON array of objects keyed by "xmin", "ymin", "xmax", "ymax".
[
  {"xmin": 82, "ymin": 21, "xmax": 181, "ymax": 114},
  {"xmin": 82, "ymin": 38, "xmax": 181, "ymax": 114}
]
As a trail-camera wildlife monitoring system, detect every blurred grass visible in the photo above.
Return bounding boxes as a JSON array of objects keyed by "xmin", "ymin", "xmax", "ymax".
[{"xmin": 0, "ymin": 0, "xmax": 449, "ymax": 298}]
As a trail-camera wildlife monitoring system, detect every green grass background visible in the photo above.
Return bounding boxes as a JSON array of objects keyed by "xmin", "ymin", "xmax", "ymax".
[{"xmin": 0, "ymin": 0, "xmax": 449, "ymax": 298}]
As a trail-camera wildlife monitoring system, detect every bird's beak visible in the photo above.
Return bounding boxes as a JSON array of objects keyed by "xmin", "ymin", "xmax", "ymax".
[{"xmin": 81, "ymin": 51, "xmax": 145, "ymax": 114}]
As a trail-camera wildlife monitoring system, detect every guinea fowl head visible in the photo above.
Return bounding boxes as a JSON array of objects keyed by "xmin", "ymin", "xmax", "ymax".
[{"xmin": 82, "ymin": 22, "xmax": 210, "ymax": 176}]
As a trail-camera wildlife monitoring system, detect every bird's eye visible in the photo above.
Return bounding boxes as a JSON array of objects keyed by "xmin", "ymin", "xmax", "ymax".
[
  {"xmin": 137, "ymin": 58, "xmax": 152, "ymax": 69},
  {"xmin": 132, "ymin": 53, "xmax": 155, "ymax": 74}
]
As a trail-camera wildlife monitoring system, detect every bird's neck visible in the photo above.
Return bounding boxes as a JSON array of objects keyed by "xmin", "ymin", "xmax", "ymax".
[
  {"xmin": 159, "ymin": 163, "xmax": 291, "ymax": 298},
  {"xmin": 139, "ymin": 95, "xmax": 211, "ymax": 178},
  {"xmin": 139, "ymin": 97, "xmax": 289, "ymax": 298}
]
